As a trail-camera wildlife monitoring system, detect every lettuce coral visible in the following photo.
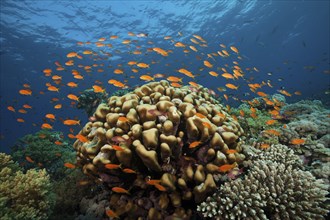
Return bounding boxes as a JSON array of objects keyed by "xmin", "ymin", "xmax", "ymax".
[{"xmin": 0, "ymin": 153, "xmax": 55, "ymax": 220}]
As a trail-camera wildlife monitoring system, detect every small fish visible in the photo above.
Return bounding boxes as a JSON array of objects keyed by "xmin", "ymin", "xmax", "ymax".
[
  {"xmin": 257, "ymin": 91, "xmax": 267, "ymax": 97},
  {"xmin": 137, "ymin": 63, "xmax": 149, "ymax": 68},
  {"xmin": 266, "ymin": 119, "xmax": 277, "ymax": 125},
  {"xmin": 54, "ymin": 104, "xmax": 62, "ymax": 109},
  {"xmin": 67, "ymin": 94, "xmax": 79, "ymax": 101},
  {"xmin": 290, "ymin": 138, "xmax": 305, "ymax": 145},
  {"xmin": 19, "ymin": 89, "xmax": 32, "ymax": 95},
  {"xmin": 25, "ymin": 156, "xmax": 34, "ymax": 163},
  {"xmin": 209, "ymin": 71, "xmax": 219, "ymax": 77},
  {"xmin": 76, "ymin": 134, "xmax": 88, "ymax": 143},
  {"xmin": 260, "ymin": 143, "xmax": 270, "ymax": 149},
  {"xmin": 140, "ymin": 75, "xmax": 154, "ymax": 81},
  {"xmin": 106, "ymin": 209, "xmax": 119, "ymax": 218},
  {"xmin": 122, "ymin": 168, "xmax": 136, "ymax": 174},
  {"xmin": 105, "ymin": 164, "xmax": 121, "ymax": 169},
  {"xmin": 146, "ymin": 179, "xmax": 161, "ymax": 185},
  {"xmin": 218, "ymin": 163, "xmax": 236, "ymax": 173},
  {"xmin": 41, "ymin": 123, "xmax": 53, "ymax": 129},
  {"xmin": 203, "ymin": 60, "xmax": 213, "ymax": 68},
  {"xmin": 154, "ymin": 184, "xmax": 166, "ymax": 191},
  {"xmin": 63, "ymin": 119, "xmax": 80, "ymax": 125},
  {"xmin": 112, "ymin": 187, "xmax": 130, "ymax": 194},
  {"xmin": 167, "ymin": 76, "xmax": 182, "ymax": 82},
  {"xmin": 112, "ymin": 145, "xmax": 124, "ymax": 151},
  {"xmin": 23, "ymin": 104, "xmax": 32, "ymax": 109},
  {"xmin": 226, "ymin": 149, "xmax": 237, "ymax": 154},
  {"xmin": 230, "ymin": 46, "xmax": 239, "ymax": 54},
  {"xmin": 64, "ymin": 162, "xmax": 76, "ymax": 169},
  {"xmin": 17, "ymin": 118, "xmax": 25, "ymax": 123},
  {"xmin": 45, "ymin": 114, "xmax": 56, "ymax": 120},
  {"xmin": 189, "ymin": 141, "xmax": 202, "ymax": 148},
  {"xmin": 54, "ymin": 141, "xmax": 62, "ymax": 145},
  {"xmin": 225, "ymin": 83, "xmax": 239, "ymax": 90},
  {"xmin": 93, "ymin": 85, "xmax": 104, "ymax": 93}
]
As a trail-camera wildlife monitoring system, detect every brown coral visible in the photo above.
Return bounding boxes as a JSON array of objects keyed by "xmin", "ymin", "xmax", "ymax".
[{"xmin": 73, "ymin": 80, "xmax": 245, "ymax": 218}]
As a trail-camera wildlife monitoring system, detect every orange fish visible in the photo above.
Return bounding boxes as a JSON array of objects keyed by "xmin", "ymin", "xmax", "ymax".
[
  {"xmin": 19, "ymin": 89, "xmax": 32, "ymax": 95},
  {"xmin": 17, "ymin": 118, "xmax": 25, "ymax": 123},
  {"xmin": 137, "ymin": 63, "xmax": 149, "ymax": 68},
  {"xmin": 203, "ymin": 60, "xmax": 213, "ymax": 68},
  {"xmin": 122, "ymin": 168, "xmax": 136, "ymax": 174},
  {"xmin": 189, "ymin": 141, "xmax": 202, "ymax": 148},
  {"xmin": 45, "ymin": 114, "xmax": 56, "ymax": 120},
  {"xmin": 76, "ymin": 134, "xmax": 88, "ymax": 143},
  {"xmin": 93, "ymin": 85, "xmax": 104, "ymax": 93},
  {"xmin": 25, "ymin": 156, "xmax": 34, "ymax": 163},
  {"xmin": 153, "ymin": 47, "xmax": 168, "ymax": 56},
  {"xmin": 114, "ymin": 69, "xmax": 124, "ymax": 74},
  {"xmin": 140, "ymin": 75, "xmax": 154, "ymax": 81},
  {"xmin": 167, "ymin": 76, "xmax": 182, "ymax": 82},
  {"xmin": 239, "ymin": 110, "xmax": 245, "ymax": 117},
  {"xmin": 178, "ymin": 68, "xmax": 195, "ymax": 78},
  {"xmin": 290, "ymin": 138, "xmax": 305, "ymax": 145},
  {"xmin": 54, "ymin": 141, "xmax": 62, "ymax": 145},
  {"xmin": 47, "ymin": 86, "xmax": 59, "ymax": 92},
  {"xmin": 226, "ymin": 149, "xmax": 237, "ymax": 154},
  {"xmin": 63, "ymin": 119, "xmax": 80, "ymax": 125},
  {"xmin": 54, "ymin": 104, "xmax": 62, "ymax": 109},
  {"xmin": 105, "ymin": 209, "xmax": 119, "ymax": 219},
  {"xmin": 41, "ymin": 123, "xmax": 53, "ymax": 129},
  {"xmin": 67, "ymin": 82, "xmax": 78, "ymax": 88},
  {"xmin": 218, "ymin": 163, "xmax": 236, "ymax": 173},
  {"xmin": 209, "ymin": 71, "xmax": 219, "ymax": 77},
  {"xmin": 257, "ymin": 91, "xmax": 267, "ymax": 97},
  {"xmin": 230, "ymin": 46, "xmax": 239, "ymax": 53},
  {"xmin": 112, "ymin": 187, "xmax": 130, "ymax": 194},
  {"xmin": 225, "ymin": 83, "xmax": 238, "ymax": 90},
  {"xmin": 64, "ymin": 162, "xmax": 76, "ymax": 169},
  {"xmin": 154, "ymin": 184, "xmax": 166, "ymax": 191},
  {"xmin": 266, "ymin": 119, "xmax": 277, "ymax": 125},
  {"xmin": 67, "ymin": 94, "xmax": 79, "ymax": 101},
  {"xmin": 263, "ymin": 129, "xmax": 281, "ymax": 136},
  {"xmin": 23, "ymin": 104, "xmax": 32, "ymax": 109},
  {"xmin": 146, "ymin": 179, "xmax": 161, "ymax": 185},
  {"xmin": 221, "ymin": 73, "xmax": 234, "ymax": 79},
  {"xmin": 260, "ymin": 143, "xmax": 270, "ymax": 149},
  {"xmin": 18, "ymin": 109, "xmax": 27, "ymax": 114},
  {"xmin": 112, "ymin": 145, "xmax": 124, "ymax": 151},
  {"xmin": 68, "ymin": 133, "xmax": 76, "ymax": 139},
  {"xmin": 105, "ymin": 164, "xmax": 121, "ymax": 169}
]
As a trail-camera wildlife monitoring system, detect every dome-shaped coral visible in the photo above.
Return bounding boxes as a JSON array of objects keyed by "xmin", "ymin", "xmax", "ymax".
[{"xmin": 73, "ymin": 80, "xmax": 245, "ymax": 218}]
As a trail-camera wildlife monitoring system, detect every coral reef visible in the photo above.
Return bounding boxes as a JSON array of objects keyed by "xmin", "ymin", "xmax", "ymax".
[
  {"xmin": 0, "ymin": 153, "xmax": 55, "ymax": 220},
  {"xmin": 197, "ymin": 145, "xmax": 329, "ymax": 219},
  {"xmin": 73, "ymin": 80, "xmax": 245, "ymax": 218},
  {"xmin": 11, "ymin": 130, "xmax": 76, "ymax": 180},
  {"xmin": 77, "ymin": 89, "xmax": 108, "ymax": 117}
]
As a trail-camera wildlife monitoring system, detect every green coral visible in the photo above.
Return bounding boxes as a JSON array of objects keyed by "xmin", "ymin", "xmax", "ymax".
[
  {"xmin": 11, "ymin": 130, "xmax": 76, "ymax": 180},
  {"xmin": 0, "ymin": 153, "xmax": 55, "ymax": 220}
]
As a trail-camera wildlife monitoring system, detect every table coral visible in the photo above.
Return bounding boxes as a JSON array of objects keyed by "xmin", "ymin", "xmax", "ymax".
[
  {"xmin": 73, "ymin": 80, "xmax": 245, "ymax": 218},
  {"xmin": 0, "ymin": 153, "xmax": 54, "ymax": 220}
]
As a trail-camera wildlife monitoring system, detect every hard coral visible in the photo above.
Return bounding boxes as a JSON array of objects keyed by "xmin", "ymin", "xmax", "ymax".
[
  {"xmin": 198, "ymin": 145, "xmax": 329, "ymax": 220},
  {"xmin": 0, "ymin": 153, "xmax": 54, "ymax": 220},
  {"xmin": 73, "ymin": 80, "xmax": 245, "ymax": 218}
]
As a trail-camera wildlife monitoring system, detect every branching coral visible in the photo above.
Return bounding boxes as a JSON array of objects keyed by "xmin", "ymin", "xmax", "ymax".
[
  {"xmin": 73, "ymin": 80, "xmax": 245, "ymax": 218},
  {"xmin": 11, "ymin": 130, "xmax": 76, "ymax": 180},
  {"xmin": 0, "ymin": 153, "xmax": 55, "ymax": 220},
  {"xmin": 197, "ymin": 160, "xmax": 329, "ymax": 219}
]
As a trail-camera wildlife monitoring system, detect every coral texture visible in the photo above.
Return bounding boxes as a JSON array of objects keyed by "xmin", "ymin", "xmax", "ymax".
[
  {"xmin": 197, "ymin": 146, "xmax": 329, "ymax": 220},
  {"xmin": 0, "ymin": 153, "xmax": 54, "ymax": 220},
  {"xmin": 73, "ymin": 80, "xmax": 245, "ymax": 218}
]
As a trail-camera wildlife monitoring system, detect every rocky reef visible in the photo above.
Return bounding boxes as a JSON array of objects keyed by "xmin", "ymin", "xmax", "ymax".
[{"xmin": 73, "ymin": 80, "xmax": 245, "ymax": 218}]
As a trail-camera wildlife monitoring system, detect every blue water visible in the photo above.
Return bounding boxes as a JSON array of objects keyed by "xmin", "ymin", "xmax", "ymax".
[{"xmin": 0, "ymin": 0, "xmax": 329, "ymax": 153}]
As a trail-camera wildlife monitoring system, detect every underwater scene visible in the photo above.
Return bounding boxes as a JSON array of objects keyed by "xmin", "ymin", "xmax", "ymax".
[{"xmin": 0, "ymin": 0, "xmax": 329, "ymax": 219}]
